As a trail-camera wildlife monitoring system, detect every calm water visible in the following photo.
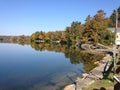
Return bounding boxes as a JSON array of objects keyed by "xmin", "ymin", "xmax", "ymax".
[{"xmin": 0, "ymin": 43, "xmax": 84, "ymax": 90}]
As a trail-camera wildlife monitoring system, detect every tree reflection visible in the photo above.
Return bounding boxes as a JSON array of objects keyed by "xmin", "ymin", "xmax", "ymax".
[{"xmin": 30, "ymin": 42, "xmax": 103, "ymax": 72}]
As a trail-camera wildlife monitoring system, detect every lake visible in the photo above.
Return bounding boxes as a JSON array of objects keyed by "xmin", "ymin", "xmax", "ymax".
[{"xmin": 0, "ymin": 43, "xmax": 85, "ymax": 90}]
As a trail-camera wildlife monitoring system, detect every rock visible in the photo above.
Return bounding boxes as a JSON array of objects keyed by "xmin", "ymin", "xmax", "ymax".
[
  {"xmin": 64, "ymin": 84, "xmax": 75, "ymax": 90},
  {"xmin": 81, "ymin": 73, "xmax": 89, "ymax": 80}
]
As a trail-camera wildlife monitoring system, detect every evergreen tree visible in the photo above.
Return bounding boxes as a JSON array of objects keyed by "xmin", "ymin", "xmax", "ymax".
[{"xmin": 109, "ymin": 6, "xmax": 120, "ymax": 27}]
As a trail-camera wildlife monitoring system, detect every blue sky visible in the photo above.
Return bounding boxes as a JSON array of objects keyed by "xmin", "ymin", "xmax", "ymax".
[{"xmin": 0, "ymin": 0, "xmax": 120, "ymax": 35}]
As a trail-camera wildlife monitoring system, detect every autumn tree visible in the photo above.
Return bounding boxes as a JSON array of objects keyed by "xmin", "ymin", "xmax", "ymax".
[
  {"xmin": 83, "ymin": 10, "xmax": 110, "ymax": 44},
  {"xmin": 38, "ymin": 31, "xmax": 45, "ymax": 40},
  {"xmin": 109, "ymin": 7, "xmax": 120, "ymax": 27},
  {"xmin": 31, "ymin": 31, "xmax": 41, "ymax": 41},
  {"xmin": 30, "ymin": 9, "xmax": 115, "ymax": 46}
]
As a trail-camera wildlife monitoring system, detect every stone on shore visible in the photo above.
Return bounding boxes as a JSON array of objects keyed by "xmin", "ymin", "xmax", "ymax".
[{"xmin": 64, "ymin": 84, "xmax": 75, "ymax": 90}]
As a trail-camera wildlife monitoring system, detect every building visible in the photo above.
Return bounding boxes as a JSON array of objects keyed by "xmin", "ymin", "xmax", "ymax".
[
  {"xmin": 115, "ymin": 32, "xmax": 120, "ymax": 45},
  {"xmin": 108, "ymin": 28, "xmax": 120, "ymax": 45}
]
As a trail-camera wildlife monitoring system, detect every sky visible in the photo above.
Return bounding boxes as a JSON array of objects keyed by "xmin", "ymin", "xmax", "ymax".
[{"xmin": 0, "ymin": 0, "xmax": 120, "ymax": 35}]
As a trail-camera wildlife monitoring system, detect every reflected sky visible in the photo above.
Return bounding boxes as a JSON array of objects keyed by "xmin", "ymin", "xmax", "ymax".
[{"xmin": 0, "ymin": 43, "xmax": 84, "ymax": 90}]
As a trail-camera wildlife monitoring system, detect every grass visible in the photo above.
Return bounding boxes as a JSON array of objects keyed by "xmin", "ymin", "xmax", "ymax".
[{"xmin": 83, "ymin": 79, "xmax": 114, "ymax": 90}]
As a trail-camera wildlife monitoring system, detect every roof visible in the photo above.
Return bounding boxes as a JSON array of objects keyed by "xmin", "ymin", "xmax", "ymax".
[{"xmin": 107, "ymin": 28, "xmax": 120, "ymax": 33}]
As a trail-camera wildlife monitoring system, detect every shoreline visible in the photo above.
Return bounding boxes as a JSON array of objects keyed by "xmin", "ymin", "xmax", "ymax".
[{"xmin": 64, "ymin": 54, "xmax": 112, "ymax": 90}]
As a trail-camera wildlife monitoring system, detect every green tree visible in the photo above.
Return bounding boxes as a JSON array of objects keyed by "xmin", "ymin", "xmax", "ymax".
[
  {"xmin": 65, "ymin": 21, "xmax": 83, "ymax": 44},
  {"xmin": 109, "ymin": 10, "xmax": 116, "ymax": 27},
  {"xmin": 85, "ymin": 15, "xmax": 92, "ymax": 22},
  {"xmin": 65, "ymin": 27, "xmax": 72, "ymax": 44},
  {"xmin": 109, "ymin": 6, "xmax": 120, "ymax": 27}
]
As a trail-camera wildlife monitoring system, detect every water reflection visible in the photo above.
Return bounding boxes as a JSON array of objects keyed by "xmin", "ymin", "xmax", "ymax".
[
  {"xmin": 0, "ymin": 43, "xmax": 84, "ymax": 90},
  {"xmin": 0, "ymin": 42, "xmax": 103, "ymax": 90},
  {"xmin": 30, "ymin": 42, "xmax": 103, "ymax": 72}
]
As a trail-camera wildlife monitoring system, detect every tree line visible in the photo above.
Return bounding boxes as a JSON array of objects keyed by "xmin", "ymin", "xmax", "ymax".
[
  {"xmin": 30, "ymin": 7, "xmax": 120, "ymax": 46},
  {"xmin": 0, "ymin": 35, "xmax": 31, "ymax": 45}
]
